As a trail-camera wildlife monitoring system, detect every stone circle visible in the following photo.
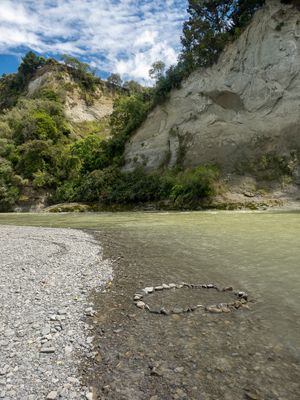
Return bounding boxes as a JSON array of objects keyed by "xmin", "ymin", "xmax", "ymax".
[{"xmin": 133, "ymin": 283, "xmax": 249, "ymax": 315}]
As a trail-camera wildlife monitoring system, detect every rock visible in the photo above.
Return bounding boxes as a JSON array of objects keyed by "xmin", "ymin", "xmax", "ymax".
[
  {"xmin": 169, "ymin": 283, "xmax": 176, "ymax": 288},
  {"xmin": 40, "ymin": 347, "xmax": 55, "ymax": 354},
  {"xmin": 172, "ymin": 308, "xmax": 184, "ymax": 314},
  {"xmin": 41, "ymin": 325, "xmax": 51, "ymax": 336},
  {"xmin": 143, "ymin": 287, "xmax": 154, "ymax": 294},
  {"xmin": 85, "ymin": 307, "xmax": 96, "ymax": 317},
  {"xmin": 155, "ymin": 286, "xmax": 164, "ymax": 291},
  {"xmin": 223, "ymin": 286, "xmax": 233, "ymax": 292},
  {"xmin": 160, "ymin": 307, "xmax": 170, "ymax": 315},
  {"xmin": 46, "ymin": 391, "xmax": 58, "ymax": 399},
  {"xmin": 207, "ymin": 284, "xmax": 214, "ymax": 289},
  {"xmin": 238, "ymin": 291, "xmax": 248, "ymax": 300},
  {"xmin": 133, "ymin": 294, "xmax": 143, "ymax": 300},
  {"xmin": 86, "ymin": 392, "xmax": 93, "ymax": 400},
  {"xmin": 150, "ymin": 367, "xmax": 163, "ymax": 377},
  {"xmin": 162, "ymin": 284, "xmax": 170, "ymax": 289},
  {"xmin": 206, "ymin": 306, "xmax": 222, "ymax": 314},
  {"xmin": 136, "ymin": 301, "xmax": 146, "ymax": 309},
  {"xmin": 123, "ymin": 1, "xmax": 299, "ymax": 177}
]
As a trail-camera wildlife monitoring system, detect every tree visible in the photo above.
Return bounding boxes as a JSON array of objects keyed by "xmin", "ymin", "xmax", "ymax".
[
  {"xmin": 149, "ymin": 61, "xmax": 166, "ymax": 82},
  {"xmin": 180, "ymin": 0, "xmax": 265, "ymax": 72},
  {"xmin": 107, "ymin": 73, "xmax": 123, "ymax": 87},
  {"xmin": 61, "ymin": 54, "xmax": 90, "ymax": 74},
  {"xmin": 18, "ymin": 51, "xmax": 46, "ymax": 81},
  {"xmin": 122, "ymin": 80, "xmax": 143, "ymax": 94}
]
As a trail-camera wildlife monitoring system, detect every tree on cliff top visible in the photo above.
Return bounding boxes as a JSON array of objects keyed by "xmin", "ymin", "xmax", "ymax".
[{"xmin": 180, "ymin": 0, "xmax": 265, "ymax": 72}]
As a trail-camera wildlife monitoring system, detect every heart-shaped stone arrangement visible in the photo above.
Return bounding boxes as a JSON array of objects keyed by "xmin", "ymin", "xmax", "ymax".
[{"xmin": 133, "ymin": 283, "xmax": 249, "ymax": 315}]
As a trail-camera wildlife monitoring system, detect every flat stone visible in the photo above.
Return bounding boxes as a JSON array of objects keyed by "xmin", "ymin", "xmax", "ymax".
[
  {"xmin": 136, "ymin": 301, "xmax": 145, "ymax": 309},
  {"xmin": 172, "ymin": 308, "xmax": 184, "ymax": 314},
  {"xmin": 162, "ymin": 284, "xmax": 170, "ymax": 289},
  {"xmin": 206, "ymin": 306, "xmax": 222, "ymax": 314},
  {"xmin": 223, "ymin": 286, "xmax": 233, "ymax": 291},
  {"xmin": 46, "ymin": 391, "xmax": 58, "ymax": 399},
  {"xmin": 133, "ymin": 294, "xmax": 143, "ymax": 300},
  {"xmin": 169, "ymin": 283, "xmax": 176, "ymax": 288},
  {"xmin": 143, "ymin": 287, "xmax": 154, "ymax": 294},
  {"xmin": 155, "ymin": 286, "xmax": 164, "ymax": 291},
  {"xmin": 40, "ymin": 347, "xmax": 55, "ymax": 354}
]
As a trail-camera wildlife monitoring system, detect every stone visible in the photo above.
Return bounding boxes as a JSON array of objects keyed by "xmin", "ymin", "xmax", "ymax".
[
  {"xmin": 172, "ymin": 308, "xmax": 184, "ymax": 314},
  {"xmin": 143, "ymin": 287, "xmax": 154, "ymax": 294},
  {"xmin": 136, "ymin": 301, "xmax": 146, "ymax": 309},
  {"xmin": 206, "ymin": 306, "xmax": 222, "ymax": 314},
  {"xmin": 223, "ymin": 286, "xmax": 233, "ymax": 292},
  {"xmin": 169, "ymin": 283, "xmax": 176, "ymax": 288},
  {"xmin": 162, "ymin": 284, "xmax": 170, "ymax": 289},
  {"xmin": 40, "ymin": 347, "xmax": 55, "ymax": 354},
  {"xmin": 46, "ymin": 391, "xmax": 58, "ymax": 399},
  {"xmin": 154, "ymin": 286, "xmax": 164, "ymax": 291},
  {"xmin": 133, "ymin": 294, "xmax": 143, "ymax": 300}
]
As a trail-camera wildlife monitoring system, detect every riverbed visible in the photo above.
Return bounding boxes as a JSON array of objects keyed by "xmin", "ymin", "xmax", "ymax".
[{"xmin": 1, "ymin": 211, "xmax": 299, "ymax": 399}]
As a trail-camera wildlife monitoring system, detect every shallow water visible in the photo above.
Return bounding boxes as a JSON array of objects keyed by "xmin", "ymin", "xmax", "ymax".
[{"xmin": 1, "ymin": 210, "xmax": 300, "ymax": 354}]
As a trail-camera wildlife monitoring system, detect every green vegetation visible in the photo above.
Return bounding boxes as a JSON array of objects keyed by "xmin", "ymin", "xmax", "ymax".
[
  {"xmin": 148, "ymin": 0, "xmax": 266, "ymax": 104},
  {"xmin": 0, "ymin": 1, "xmax": 270, "ymax": 211}
]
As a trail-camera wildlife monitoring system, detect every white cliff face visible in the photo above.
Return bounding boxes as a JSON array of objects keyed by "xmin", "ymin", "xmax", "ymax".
[
  {"xmin": 27, "ymin": 69, "xmax": 114, "ymax": 123},
  {"xmin": 124, "ymin": 1, "xmax": 300, "ymax": 173}
]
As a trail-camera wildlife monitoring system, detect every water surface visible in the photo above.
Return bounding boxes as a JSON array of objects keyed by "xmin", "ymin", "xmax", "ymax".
[{"xmin": 1, "ymin": 211, "xmax": 299, "ymax": 353}]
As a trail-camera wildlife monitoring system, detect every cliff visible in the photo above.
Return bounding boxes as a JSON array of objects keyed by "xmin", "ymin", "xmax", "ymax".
[{"xmin": 124, "ymin": 0, "xmax": 300, "ymax": 180}]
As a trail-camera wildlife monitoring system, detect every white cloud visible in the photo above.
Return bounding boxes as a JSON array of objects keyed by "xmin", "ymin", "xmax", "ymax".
[{"xmin": 0, "ymin": 0, "xmax": 187, "ymax": 82}]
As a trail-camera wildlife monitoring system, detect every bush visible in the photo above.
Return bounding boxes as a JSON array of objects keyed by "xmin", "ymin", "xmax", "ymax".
[
  {"xmin": 0, "ymin": 158, "xmax": 22, "ymax": 211},
  {"xmin": 170, "ymin": 166, "xmax": 219, "ymax": 207}
]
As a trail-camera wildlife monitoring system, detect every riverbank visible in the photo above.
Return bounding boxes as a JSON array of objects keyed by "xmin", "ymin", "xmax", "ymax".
[
  {"xmin": 0, "ymin": 226, "xmax": 112, "ymax": 400},
  {"xmin": 81, "ymin": 228, "xmax": 300, "ymax": 400}
]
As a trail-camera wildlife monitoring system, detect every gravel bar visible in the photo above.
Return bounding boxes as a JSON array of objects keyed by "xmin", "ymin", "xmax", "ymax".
[{"xmin": 0, "ymin": 226, "xmax": 112, "ymax": 400}]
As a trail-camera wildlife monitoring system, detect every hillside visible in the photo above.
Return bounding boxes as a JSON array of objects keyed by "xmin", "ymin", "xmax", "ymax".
[
  {"xmin": 0, "ymin": 55, "xmax": 118, "ymax": 211},
  {"xmin": 124, "ymin": 0, "xmax": 300, "ymax": 207}
]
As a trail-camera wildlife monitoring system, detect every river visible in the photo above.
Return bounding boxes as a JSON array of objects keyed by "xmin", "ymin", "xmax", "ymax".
[{"xmin": 1, "ymin": 210, "xmax": 300, "ymax": 398}]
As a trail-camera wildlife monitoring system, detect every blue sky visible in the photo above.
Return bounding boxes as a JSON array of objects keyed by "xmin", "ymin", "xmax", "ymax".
[{"xmin": 0, "ymin": 0, "xmax": 188, "ymax": 84}]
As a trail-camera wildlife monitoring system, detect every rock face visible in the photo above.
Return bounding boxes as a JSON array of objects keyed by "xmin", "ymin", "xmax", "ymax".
[
  {"xmin": 27, "ymin": 68, "xmax": 114, "ymax": 123},
  {"xmin": 124, "ymin": 0, "xmax": 300, "ymax": 173}
]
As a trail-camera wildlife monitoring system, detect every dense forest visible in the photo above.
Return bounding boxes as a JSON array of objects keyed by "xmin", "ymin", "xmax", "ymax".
[{"xmin": 0, "ymin": 0, "xmax": 272, "ymax": 211}]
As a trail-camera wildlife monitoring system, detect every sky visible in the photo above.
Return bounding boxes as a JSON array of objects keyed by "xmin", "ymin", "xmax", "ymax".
[{"xmin": 0, "ymin": 0, "xmax": 188, "ymax": 84}]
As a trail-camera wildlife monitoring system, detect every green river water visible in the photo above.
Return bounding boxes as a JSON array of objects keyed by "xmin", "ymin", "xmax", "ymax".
[{"xmin": 1, "ymin": 211, "xmax": 300, "ymax": 356}]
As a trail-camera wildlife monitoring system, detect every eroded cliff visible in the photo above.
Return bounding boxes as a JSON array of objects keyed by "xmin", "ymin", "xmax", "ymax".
[{"xmin": 124, "ymin": 0, "xmax": 300, "ymax": 177}]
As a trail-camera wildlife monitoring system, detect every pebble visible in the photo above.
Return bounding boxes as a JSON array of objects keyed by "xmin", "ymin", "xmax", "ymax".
[
  {"xmin": 40, "ymin": 347, "xmax": 56, "ymax": 354},
  {"xmin": 46, "ymin": 391, "xmax": 58, "ymax": 399},
  {"xmin": 136, "ymin": 301, "xmax": 146, "ymax": 309}
]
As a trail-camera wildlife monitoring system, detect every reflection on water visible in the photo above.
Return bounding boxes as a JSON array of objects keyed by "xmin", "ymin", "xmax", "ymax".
[{"xmin": 1, "ymin": 210, "xmax": 300, "ymax": 353}]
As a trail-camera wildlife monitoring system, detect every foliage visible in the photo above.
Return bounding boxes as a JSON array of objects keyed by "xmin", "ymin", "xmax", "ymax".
[
  {"xmin": 18, "ymin": 51, "xmax": 46, "ymax": 83},
  {"xmin": 180, "ymin": 0, "xmax": 265, "ymax": 72},
  {"xmin": 0, "ymin": 158, "xmax": 22, "ymax": 211},
  {"xmin": 61, "ymin": 54, "xmax": 100, "ymax": 91},
  {"xmin": 122, "ymin": 80, "xmax": 144, "ymax": 94},
  {"xmin": 149, "ymin": 61, "xmax": 166, "ymax": 82},
  {"xmin": 170, "ymin": 165, "xmax": 219, "ymax": 207},
  {"xmin": 71, "ymin": 135, "xmax": 108, "ymax": 173},
  {"xmin": 107, "ymin": 73, "xmax": 123, "ymax": 88}
]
